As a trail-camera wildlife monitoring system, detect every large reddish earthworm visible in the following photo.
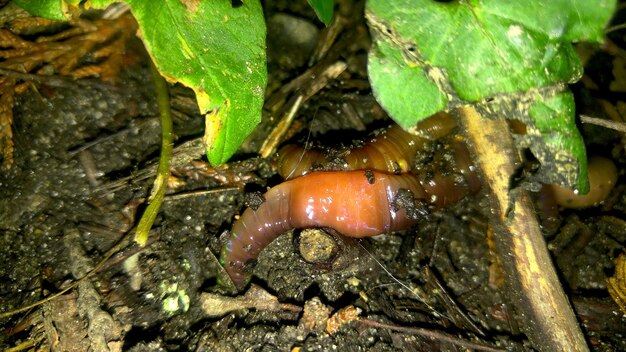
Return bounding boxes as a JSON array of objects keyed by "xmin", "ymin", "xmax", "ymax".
[
  {"xmin": 220, "ymin": 114, "xmax": 479, "ymax": 290},
  {"xmin": 277, "ymin": 112, "xmax": 456, "ymax": 179},
  {"xmin": 221, "ymin": 170, "xmax": 428, "ymax": 289}
]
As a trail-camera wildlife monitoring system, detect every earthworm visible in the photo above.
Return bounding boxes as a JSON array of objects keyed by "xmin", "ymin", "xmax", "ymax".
[
  {"xmin": 277, "ymin": 112, "xmax": 456, "ymax": 179},
  {"xmin": 540, "ymin": 156, "xmax": 618, "ymax": 210},
  {"xmin": 221, "ymin": 114, "xmax": 479, "ymax": 290},
  {"xmin": 552, "ymin": 156, "xmax": 618, "ymax": 208},
  {"xmin": 220, "ymin": 170, "xmax": 428, "ymax": 289}
]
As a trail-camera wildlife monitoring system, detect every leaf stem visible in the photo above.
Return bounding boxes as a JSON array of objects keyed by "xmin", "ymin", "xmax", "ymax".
[{"xmin": 134, "ymin": 61, "xmax": 173, "ymax": 246}]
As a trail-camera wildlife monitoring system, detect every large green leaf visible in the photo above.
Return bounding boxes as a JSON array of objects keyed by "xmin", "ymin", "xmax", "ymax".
[
  {"xmin": 14, "ymin": 0, "xmax": 267, "ymax": 166},
  {"xmin": 366, "ymin": 0, "xmax": 616, "ymax": 192}
]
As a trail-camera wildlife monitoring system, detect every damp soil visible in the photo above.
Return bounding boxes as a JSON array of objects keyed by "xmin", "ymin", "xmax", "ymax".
[{"xmin": 1, "ymin": 1, "xmax": 626, "ymax": 351}]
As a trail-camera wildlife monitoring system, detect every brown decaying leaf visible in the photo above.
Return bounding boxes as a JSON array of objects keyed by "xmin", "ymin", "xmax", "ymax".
[
  {"xmin": 0, "ymin": 10, "xmax": 138, "ymax": 168},
  {"xmin": 607, "ymin": 253, "xmax": 626, "ymax": 314}
]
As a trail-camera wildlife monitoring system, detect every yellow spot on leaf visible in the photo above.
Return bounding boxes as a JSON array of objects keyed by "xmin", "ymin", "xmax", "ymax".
[
  {"xmin": 178, "ymin": 0, "xmax": 200, "ymax": 13},
  {"xmin": 195, "ymin": 89, "xmax": 211, "ymax": 115},
  {"xmin": 203, "ymin": 109, "xmax": 223, "ymax": 153},
  {"xmin": 61, "ymin": 1, "xmax": 81, "ymax": 19}
]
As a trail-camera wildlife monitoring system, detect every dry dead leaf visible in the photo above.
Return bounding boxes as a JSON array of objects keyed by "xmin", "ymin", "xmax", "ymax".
[
  {"xmin": 607, "ymin": 253, "xmax": 626, "ymax": 314},
  {"xmin": 0, "ymin": 7, "xmax": 137, "ymax": 168}
]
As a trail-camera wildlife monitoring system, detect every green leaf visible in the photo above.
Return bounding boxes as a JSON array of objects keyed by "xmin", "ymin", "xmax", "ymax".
[
  {"xmin": 366, "ymin": 0, "xmax": 616, "ymax": 114},
  {"xmin": 528, "ymin": 91, "xmax": 588, "ymax": 192},
  {"xmin": 367, "ymin": 38, "xmax": 447, "ymax": 129},
  {"xmin": 12, "ymin": 0, "xmax": 67, "ymax": 21},
  {"xmin": 14, "ymin": 0, "xmax": 267, "ymax": 166},
  {"xmin": 125, "ymin": 1, "xmax": 267, "ymax": 166},
  {"xmin": 366, "ymin": 0, "xmax": 615, "ymax": 192},
  {"xmin": 307, "ymin": 0, "xmax": 334, "ymax": 26}
]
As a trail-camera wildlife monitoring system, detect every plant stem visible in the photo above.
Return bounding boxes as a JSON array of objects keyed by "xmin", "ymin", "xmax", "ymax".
[
  {"xmin": 456, "ymin": 105, "xmax": 588, "ymax": 352},
  {"xmin": 134, "ymin": 62, "xmax": 173, "ymax": 246}
]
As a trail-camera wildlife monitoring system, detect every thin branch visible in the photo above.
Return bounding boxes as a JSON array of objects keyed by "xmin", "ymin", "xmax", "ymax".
[
  {"xmin": 456, "ymin": 106, "xmax": 589, "ymax": 352},
  {"xmin": 358, "ymin": 319, "xmax": 506, "ymax": 352},
  {"xmin": 580, "ymin": 114, "xmax": 626, "ymax": 133}
]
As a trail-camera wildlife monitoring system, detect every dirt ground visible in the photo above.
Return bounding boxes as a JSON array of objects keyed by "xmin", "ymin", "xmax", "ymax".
[{"xmin": 1, "ymin": 1, "xmax": 626, "ymax": 351}]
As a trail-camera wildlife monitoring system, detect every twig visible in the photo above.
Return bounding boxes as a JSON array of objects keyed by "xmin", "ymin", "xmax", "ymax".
[
  {"xmin": 456, "ymin": 106, "xmax": 589, "ymax": 352},
  {"xmin": 422, "ymin": 266, "xmax": 486, "ymax": 336},
  {"xmin": 134, "ymin": 61, "xmax": 173, "ymax": 246},
  {"xmin": 358, "ymin": 319, "xmax": 506, "ymax": 352},
  {"xmin": 3, "ymin": 340, "xmax": 35, "ymax": 352},
  {"xmin": 265, "ymin": 60, "xmax": 347, "ymax": 114},
  {"xmin": 162, "ymin": 187, "xmax": 239, "ymax": 202},
  {"xmin": 605, "ymin": 22, "xmax": 626, "ymax": 34},
  {"xmin": 259, "ymin": 94, "xmax": 304, "ymax": 158},
  {"xmin": 580, "ymin": 114, "xmax": 626, "ymax": 133},
  {"xmin": 259, "ymin": 61, "xmax": 347, "ymax": 157},
  {"xmin": 309, "ymin": 14, "xmax": 345, "ymax": 65}
]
